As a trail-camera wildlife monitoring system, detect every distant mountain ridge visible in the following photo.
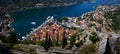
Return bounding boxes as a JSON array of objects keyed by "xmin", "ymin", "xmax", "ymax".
[
  {"xmin": 0, "ymin": 0, "xmax": 92, "ymax": 15},
  {"xmin": 0, "ymin": 0, "xmax": 91, "ymax": 7}
]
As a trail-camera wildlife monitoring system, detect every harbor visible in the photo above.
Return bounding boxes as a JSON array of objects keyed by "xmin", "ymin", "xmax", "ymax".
[{"xmin": 23, "ymin": 16, "xmax": 54, "ymax": 40}]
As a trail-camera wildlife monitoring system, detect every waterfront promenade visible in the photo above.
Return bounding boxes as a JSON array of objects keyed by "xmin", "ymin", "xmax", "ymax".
[{"xmin": 23, "ymin": 16, "xmax": 54, "ymax": 40}]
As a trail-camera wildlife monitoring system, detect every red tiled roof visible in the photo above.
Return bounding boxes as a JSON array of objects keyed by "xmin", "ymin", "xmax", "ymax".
[{"xmin": 31, "ymin": 23, "xmax": 77, "ymax": 42}]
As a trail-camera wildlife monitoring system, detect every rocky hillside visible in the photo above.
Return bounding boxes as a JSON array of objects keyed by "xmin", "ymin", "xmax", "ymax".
[
  {"xmin": 0, "ymin": 0, "xmax": 91, "ymax": 7},
  {"xmin": 0, "ymin": 0, "xmax": 91, "ymax": 17}
]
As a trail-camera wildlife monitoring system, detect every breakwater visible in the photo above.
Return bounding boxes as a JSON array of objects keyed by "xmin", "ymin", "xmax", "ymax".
[{"xmin": 23, "ymin": 16, "xmax": 54, "ymax": 40}]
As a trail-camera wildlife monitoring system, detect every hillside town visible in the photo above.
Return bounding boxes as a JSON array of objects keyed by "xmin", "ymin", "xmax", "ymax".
[
  {"xmin": 27, "ymin": 5, "xmax": 119, "ymax": 42},
  {"xmin": 15, "ymin": 5, "xmax": 120, "ymax": 54},
  {"xmin": 0, "ymin": 4, "xmax": 120, "ymax": 54}
]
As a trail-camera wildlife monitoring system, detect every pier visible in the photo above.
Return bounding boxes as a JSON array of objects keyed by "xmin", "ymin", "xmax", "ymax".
[{"xmin": 23, "ymin": 16, "xmax": 54, "ymax": 40}]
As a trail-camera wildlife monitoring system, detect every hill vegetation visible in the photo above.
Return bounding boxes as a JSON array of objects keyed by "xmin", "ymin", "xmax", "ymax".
[
  {"xmin": 0, "ymin": 0, "xmax": 91, "ymax": 7},
  {"xmin": 104, "ymin": 7, "xmax": 120, "ymax": 31}
]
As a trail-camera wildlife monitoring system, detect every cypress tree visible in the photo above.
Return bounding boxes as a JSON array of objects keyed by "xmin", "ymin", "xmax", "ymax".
[
  {"xmin": 62, "ymin": 31, "xmax": 67, "ymax": 48},
  {"xmin": 70, "ymin": 34, "xmax": 76, "ymax": 47},
  {"xmin": 43, "ymin": 31, "xmax": 52, "ymax": 52},
  {"xmin": 56, "ymin": 31, "xmax": 59, "ymax": 46},
  {"xmin": 77, "ymin": 33, "xmax": 80, "ymax": 40}
]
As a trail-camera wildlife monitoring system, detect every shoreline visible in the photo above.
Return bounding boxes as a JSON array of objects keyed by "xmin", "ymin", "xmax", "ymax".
[
  {"xmin": 23, "ymin": 16, "xmax": 54, "ymax": 40},
  {"xmin": 11, "ymin": 2, "xmax": 80, "ymax": 12},
  {"xmin": 22, "ymin": 4, "xmax": 120, "ymax": 40},
  {"xmin": 5, "ymin": 4, "xmax": 120, "ymax": 39},
  {"xmin": 17, "ymin": 5, "xmax": 120, "ymax": 54},
  {"xmin": 0, "ymin": 2, "xmax": 82, "ymax": 38},
  {"xmin": 1, "ymin": 3, "xmax": 120, "ymax": 54}
]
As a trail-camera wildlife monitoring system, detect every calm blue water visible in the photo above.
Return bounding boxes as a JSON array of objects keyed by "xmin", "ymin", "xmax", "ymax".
[{"xmin": 11, "ymin": 0, "xmax": 120, "ymax": 39}]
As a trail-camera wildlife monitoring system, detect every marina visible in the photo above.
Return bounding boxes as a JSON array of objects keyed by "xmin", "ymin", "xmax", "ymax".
[{"xmin": 23, "ymin": 16, "xmax": 54, "ymax": 40}]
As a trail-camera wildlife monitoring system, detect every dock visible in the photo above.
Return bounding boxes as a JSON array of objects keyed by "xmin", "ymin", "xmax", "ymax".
[{"xmin": 23, "ymin": 16, "xmax": 54, "ymax": 40}]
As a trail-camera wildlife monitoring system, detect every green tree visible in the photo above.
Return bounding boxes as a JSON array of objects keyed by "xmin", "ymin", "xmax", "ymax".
[
  {"xmin": 61, "ymin": 31, "xmax": 67, "ymax": 48},
  {"xmin": 89, "ymin": 32, "xmax": 99, "ymax": 43},
  {"xmin": 70, "ymin": 34, "xmax": 76, "ymax": 47},
  {"xmin": 75, "ymin": 40, "xmax": 83, "ymax": 47},
  {"xmin": 104, "ymin": 9, "xmax": 120, "ymax": 31},
  {"xmin": 77, "ymin": 33, "xmax": 80, "ymax": 40},
  {"xmin": 56, "ymin": 32, "xmax": 59, "ymax": 46},
  {"xmin": 21, "ymin": 40, "xmax": 35, "ymax": 45},
  {"xmin": 57, "ymin": 17, "xmax": 68, "ymax": 23},
  {"xmin": 117, "ymin": 41, "xmax": 120, "ymax": 54},
  {"xmin": 97, "ymin": 19, "xmax": 103, "ymax": 24},
  {"xmin": 3, "ymin": 32, "xmax": 18, "ymax": 44},
  {"xmin": 43, "ymin": 31, "xmax": 52, "ymax": 52}
]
